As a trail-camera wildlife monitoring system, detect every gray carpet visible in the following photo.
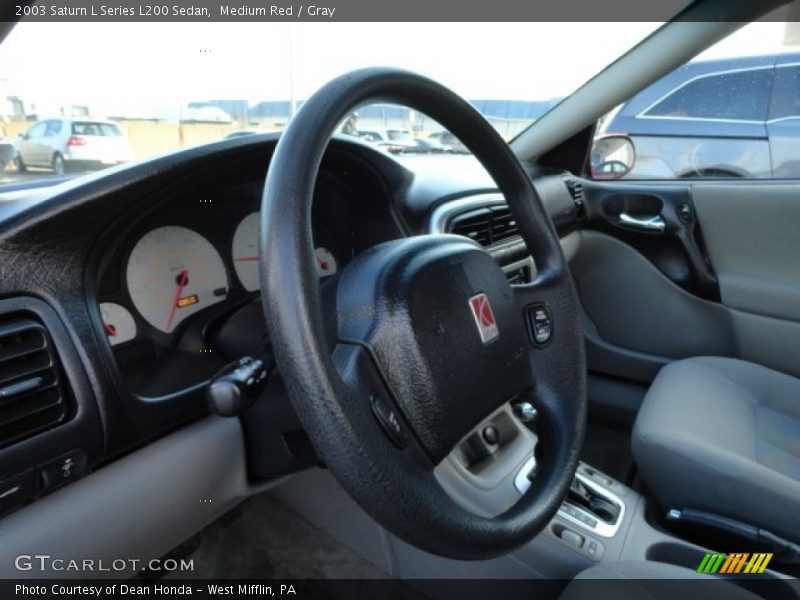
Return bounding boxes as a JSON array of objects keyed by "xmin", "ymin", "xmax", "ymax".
[
  {"xmin": 174, "ymin": 494, "xmax": 392, "ymax": 579},
  {"xmin": 162, "ymin": 493, "xmax": 429, "ymax": 599}
]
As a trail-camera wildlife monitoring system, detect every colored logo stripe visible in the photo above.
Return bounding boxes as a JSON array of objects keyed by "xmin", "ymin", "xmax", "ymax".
[
  {"xmin": 697, "ymin": 553, "xmax": 773, "ymax": 574},
  {"xmin": 697, "ymin": 553, "xmax": 725, "ymax": 573},
  {"xmin": 745, "ymin": 553, "xmax": 773, "ymax": 574}
]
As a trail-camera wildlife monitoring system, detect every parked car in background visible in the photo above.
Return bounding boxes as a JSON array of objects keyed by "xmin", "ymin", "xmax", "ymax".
[
  {"xmin": 428, "ymin": 130, "xmax": 469, "ymax": 153},
  {"xmin": 14, "ymin": 118, "xmax": 134, "ymax": 175},
  {"xmin": 401, "ymin": 137, "xmax": 450, "ymax": 154},
  {"xmin": 356, "ymin": 127, "xmax": 417, "ymax": 153},
  {"xmin": 0, "ymin": 136, "xmax": 15, "ymax": 175},
  {"xmin": 603, "ymin": 52, "xmax": 800, "ymax": 179},
  {"xmin": 224, "ymin": 129, "xmax": 275, "ymax": 140},
  {"xmin": 224, "ymin": 130, "xmax": 260, "ymax": 139}
]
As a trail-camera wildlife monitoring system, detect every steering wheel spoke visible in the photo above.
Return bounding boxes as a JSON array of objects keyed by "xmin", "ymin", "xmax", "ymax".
[{"xmin": 332, "ymin": 341, "xmax": 431, "ymax": 465}]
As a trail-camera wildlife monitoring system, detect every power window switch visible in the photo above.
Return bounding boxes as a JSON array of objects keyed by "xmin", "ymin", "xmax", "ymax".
[
  {"xmin": 560, "ymin": 528, "xmax": 584, "ymax": 549},
  {"xmin": 584, "ymin": 539, "xmax": 605, "ymax": 561}
]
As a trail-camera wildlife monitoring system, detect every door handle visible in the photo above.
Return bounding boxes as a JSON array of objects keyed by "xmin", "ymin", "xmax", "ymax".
[{"xmin": 619, "ymin": 212, "xmax": 666, "ymax": 233}]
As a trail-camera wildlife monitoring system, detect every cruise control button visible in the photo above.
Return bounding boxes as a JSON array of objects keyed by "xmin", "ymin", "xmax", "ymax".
[
  {"xmin": 525, "ymin": 303, "xmax": 553, "ymax": 346},
  {"xmin": 370, "ymin": 394, "xmax": 406, "ymax": 448}
]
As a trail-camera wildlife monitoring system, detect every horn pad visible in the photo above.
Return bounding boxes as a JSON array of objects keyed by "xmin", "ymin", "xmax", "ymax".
[{"xmin": 336, "ymin": 235, "xmax": 531, "ymax": 462}]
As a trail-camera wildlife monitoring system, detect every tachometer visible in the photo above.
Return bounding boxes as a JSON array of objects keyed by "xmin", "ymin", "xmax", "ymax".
[
  {"xmin": 232, "ymin": 211, "xmax": 339, "ymax": 289},
  {"xmin": 99, "ymin": 302, "xmax": 137, "ymax": 346},
  {"xmin": 231, "ymin": 212, "xmax": 260, "ymax": 292},
  {"xmin": 126, "ymin": 226, "xmax": 228, "ymax": 333}
]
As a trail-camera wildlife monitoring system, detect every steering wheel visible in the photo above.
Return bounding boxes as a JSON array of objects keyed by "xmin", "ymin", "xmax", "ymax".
[{"xmin": 260, "ymin": 68, "xmax": 586, "ymax": 560}]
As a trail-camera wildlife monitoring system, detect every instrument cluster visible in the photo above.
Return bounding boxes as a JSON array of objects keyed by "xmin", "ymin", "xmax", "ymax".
[{"xmin": 94, "ymin": 172, "xmax": 362, "ymax": 396}]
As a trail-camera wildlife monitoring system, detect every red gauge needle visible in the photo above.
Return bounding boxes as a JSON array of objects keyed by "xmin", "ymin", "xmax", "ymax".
[
  {"xmin": 234, "ymin": 256, "xmax": 259, "ymax": 261},
  {"xmin": 103, "ymin": 322, "xmax": 117, "ymax": 337},
  {"xmin": 316, "ymin": 256, "xmax": 330, "ymax": 271},
  {"xmin": 165, "ymin": 269, "xmax": 189, "ymax": 332}
]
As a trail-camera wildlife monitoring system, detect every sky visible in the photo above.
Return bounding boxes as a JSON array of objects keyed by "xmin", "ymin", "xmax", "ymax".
[{"xmin": 0, "ymin": 20, "xmax": 793, "ymax": 119}]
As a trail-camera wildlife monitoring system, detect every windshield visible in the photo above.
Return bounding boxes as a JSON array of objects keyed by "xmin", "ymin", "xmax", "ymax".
[{"xmin": 0, "ymin": 22, "xmax": 660, "ymax": 183}]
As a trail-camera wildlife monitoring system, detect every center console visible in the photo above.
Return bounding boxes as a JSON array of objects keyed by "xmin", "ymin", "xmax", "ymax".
[{"xmin": 269, "ymin": 407, "xmax": 785, "ymax": 587}]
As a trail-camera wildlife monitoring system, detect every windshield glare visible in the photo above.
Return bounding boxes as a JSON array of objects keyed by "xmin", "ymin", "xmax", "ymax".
[{"xmin": 0, "ymin": 22, "xmax": 660, "ymax": 183}]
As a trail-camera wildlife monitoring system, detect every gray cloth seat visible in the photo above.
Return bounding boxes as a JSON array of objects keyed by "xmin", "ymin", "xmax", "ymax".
[
  {"xmin": 560, "ymin": 560, "xmax": 761, "ymax": 600},
  {"xmin": 632, "ymin": 357, "xmax": 800, "ymax": 541}
]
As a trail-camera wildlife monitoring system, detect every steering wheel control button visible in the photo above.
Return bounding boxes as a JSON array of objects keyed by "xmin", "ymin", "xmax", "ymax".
[
  {"xmin": 370, "ymin": 394, "xmax": 405, "ymax": 448},
  {"xmin": 206, "ymin": 356, "xmax": 270, "ymax": 417},
  {"xmin": 482, "ymin": 425, "xmax": 500, "ymax": 445},
  {"xmin": 514, "ymin": 401, "xmax": 538, "ymax": 423},
  {"xmin": 526, "ymin": 303, "xmax": 553, "ymax": 346},
  {"xmin": 38, "ymin": 449, "xmax": 88, "ymax": 492}
]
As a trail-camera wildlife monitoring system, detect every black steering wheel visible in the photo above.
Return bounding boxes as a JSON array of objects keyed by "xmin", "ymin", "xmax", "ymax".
[{"xmin": 260, "ymin": 68, "xmax": 586, "ymax": 560}]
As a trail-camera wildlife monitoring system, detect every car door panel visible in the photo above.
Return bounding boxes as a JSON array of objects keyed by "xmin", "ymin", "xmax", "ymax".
[
  {"xmin": 693, "ymin": 183, "xmax": 800, "ymax": 322},
  {"xmin": 570, "ymin": 230, "xmax": 735, "ymax": 374},
  {"xmin": 572, "ymin": 181, "xmax": 800, "ymax": 387}
]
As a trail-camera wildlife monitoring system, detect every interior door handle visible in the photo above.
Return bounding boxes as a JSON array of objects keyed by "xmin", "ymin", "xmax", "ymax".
[{"xmin": 619, "ymin": 213, "xmax": 666, "ymax": 233}]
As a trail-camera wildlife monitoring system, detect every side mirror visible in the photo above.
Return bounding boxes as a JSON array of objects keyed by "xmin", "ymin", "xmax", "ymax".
[
  {"xmin": 590, "ymin": 134, "xmax": 635, "ymax": 180},
  {"xmin": 17, "ymin": 133, "xmax": 26, "ymax": 140}
]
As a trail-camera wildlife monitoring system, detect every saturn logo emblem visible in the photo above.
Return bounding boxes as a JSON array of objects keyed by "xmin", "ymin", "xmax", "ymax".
[{"xmin": 468, "ymin": 293, "xmax": 499, "ymax": 343}]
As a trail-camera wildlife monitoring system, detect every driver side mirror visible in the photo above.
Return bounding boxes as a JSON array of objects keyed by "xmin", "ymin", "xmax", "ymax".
[
  {"xmin": 590, "ymin": 134, "xmax": 635, "ymax": 180},
  {"xmin": 17, "ymin": 133, "xmax": 27, "ymax": 140}
]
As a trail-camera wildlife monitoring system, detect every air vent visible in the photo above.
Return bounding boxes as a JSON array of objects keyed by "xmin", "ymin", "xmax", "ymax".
[
  {"xmin": 0, "ymin": 319, "xmax": 69, "ymax": 447},
  {"xmin": 448, "ymin": 205, "xmax": 519, "ymax": 248},
  {"xmin": 566, "ymin": 178, "xmax": 585, "ymax": 216}
]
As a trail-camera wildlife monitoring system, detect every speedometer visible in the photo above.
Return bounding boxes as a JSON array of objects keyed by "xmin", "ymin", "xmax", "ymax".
[
  {"xmin": 231, "ymin": 212, "xmax": 260, "ymax": 292},
  {"xmin": 126, "ymin": 226, "xmax": 228, "ymax": 333}
]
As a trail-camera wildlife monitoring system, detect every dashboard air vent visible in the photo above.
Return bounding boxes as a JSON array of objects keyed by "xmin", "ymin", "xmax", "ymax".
[
  {"xmin": 0, "ymin": 319, "xmax": 69, "ymax": 447},
  {"xmin": 448, "ymin": 205, "xmax": 519, "ymax": 248}
]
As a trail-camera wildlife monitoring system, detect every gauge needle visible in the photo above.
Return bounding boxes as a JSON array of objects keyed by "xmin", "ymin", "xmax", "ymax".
[
  {"xmin": 316, "ymin": 255, "xmax": 329, "ymax": 271},
  {"xmin": 103, "ymin": 322, "xmax": 117, "ymax": 337},
  {"xmin": 165, "ymin": 269, "xmax": 189, "ymax": 332}
]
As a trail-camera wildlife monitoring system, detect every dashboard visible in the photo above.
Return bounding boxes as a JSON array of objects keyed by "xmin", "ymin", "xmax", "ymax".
[{"xmin": 0, "ymin": 132, "xmax": 579, "ymax": 518}]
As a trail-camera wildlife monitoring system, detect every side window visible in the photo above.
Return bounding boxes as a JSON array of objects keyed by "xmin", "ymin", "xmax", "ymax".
[
  {"xmin": 645, "ymin": 69, "xmax": 772, "ymax": 122},
  {"xmin": 769, "ymin": 66, "xmax": 800, "ymax": 121},
  {"xmin": 592, "ymin": 39, "xmax": 785, "ymax": 182},
  {"xmin": 26, "ymin": 122, "xmax": 48, "ymax": 139},
  {"xmin": 45, "ymin": 120, "xmax": 62, "ymax": 136}
]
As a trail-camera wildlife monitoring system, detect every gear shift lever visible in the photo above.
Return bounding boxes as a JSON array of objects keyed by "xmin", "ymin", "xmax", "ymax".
[{"xmin": 567, "ymin": 476, "xmax": 621, "ymax": 524}]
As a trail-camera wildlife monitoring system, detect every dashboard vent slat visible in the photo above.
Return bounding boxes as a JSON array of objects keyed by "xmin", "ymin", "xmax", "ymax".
[
  {"xmin": 0, "ymin": 319, "xmax": 68, "ymax": 447},
  {"xmin": 448, "ymin": 205, "xmax": 520, "ymax": 248}
]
